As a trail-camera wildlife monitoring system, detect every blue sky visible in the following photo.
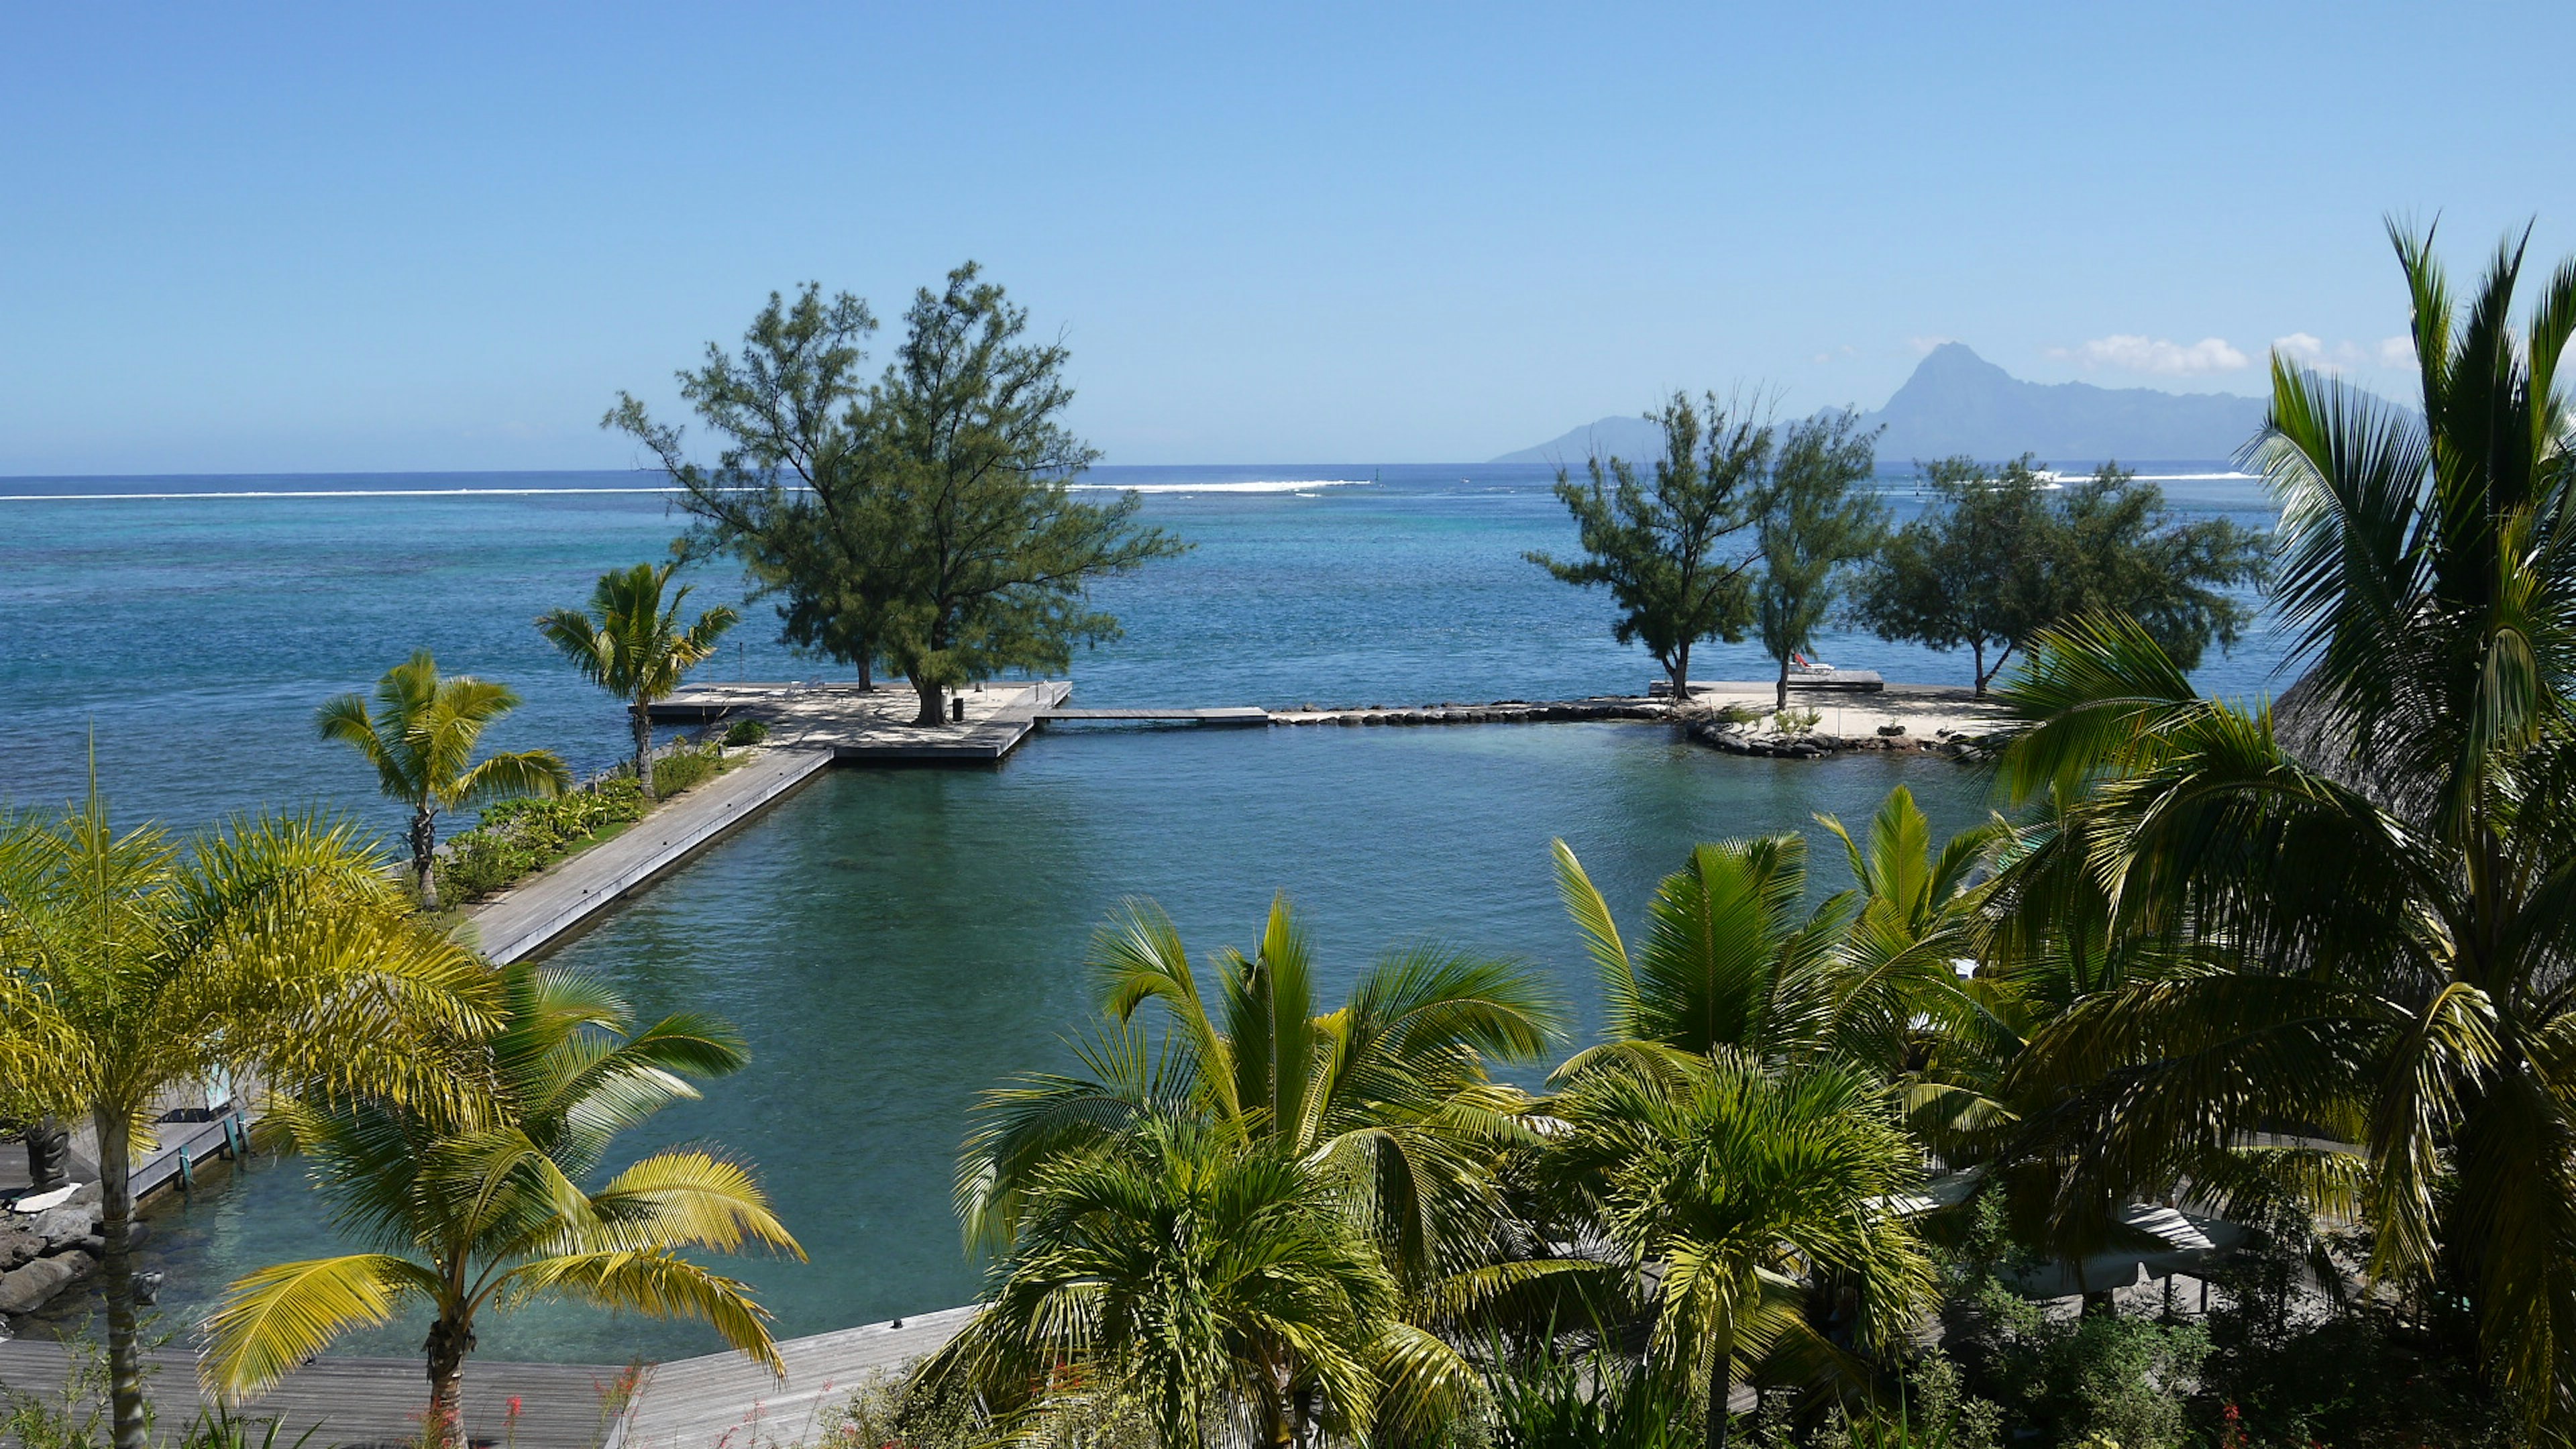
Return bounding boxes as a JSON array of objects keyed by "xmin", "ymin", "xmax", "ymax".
[{"xmin": 4, "ymin": 3, "xmax": 2572, "ymax": 473}]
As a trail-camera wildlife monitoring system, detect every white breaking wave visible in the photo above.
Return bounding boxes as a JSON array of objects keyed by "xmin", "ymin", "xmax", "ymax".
[
  {"xmin": 0, "ymin": 486, "xmax": 686, "ymax": 502},
  {"xmin": 1067, "ymin": 478, "xmax": 1372, "ymax": 494},
  {"xmin": 2129, "ymin": 470, "xmax": 2260, "ymax": 481}
]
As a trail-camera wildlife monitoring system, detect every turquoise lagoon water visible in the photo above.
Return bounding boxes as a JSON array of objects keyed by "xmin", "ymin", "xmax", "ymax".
[{"xmin": 0, "ymin": 464, "xmax": 2294, "ymax": 1360}]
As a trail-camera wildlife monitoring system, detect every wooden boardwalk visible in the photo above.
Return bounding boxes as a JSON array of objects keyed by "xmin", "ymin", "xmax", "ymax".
[
  {"xmin": 466, "ymin": 747, "xmax": 838, "ymax": 965},
  {"xmin": 647, "ymin": 681, "xmax": 1071, "ymax": 763},
  {"xmin": 0, "ymin": 1340, "xmax": 627, "ymax": 1449},
  {"xmin": 619, "ymin": 1306, "xmax": 978, "ymax": 1449}
]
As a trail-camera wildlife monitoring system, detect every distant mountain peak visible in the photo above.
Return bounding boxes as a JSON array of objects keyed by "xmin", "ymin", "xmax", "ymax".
[{"xmin": 1493, "ymin": 345, "xmax": 2277, "ymax": 468}]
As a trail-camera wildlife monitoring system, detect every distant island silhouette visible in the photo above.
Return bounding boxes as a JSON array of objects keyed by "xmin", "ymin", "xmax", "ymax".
[{"xmin": 1495, "ymin": 343, "xmax": 2292, "ymax": 468}]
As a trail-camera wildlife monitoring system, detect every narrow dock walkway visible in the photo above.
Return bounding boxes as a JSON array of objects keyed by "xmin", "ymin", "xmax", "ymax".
[{"xmin": 467, "ymin": 746, "xmax": 836, "ymax": 964}]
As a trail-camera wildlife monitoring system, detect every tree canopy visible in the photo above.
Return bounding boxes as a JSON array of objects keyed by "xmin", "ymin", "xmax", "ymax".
[
  {"xmin": 1753, "ymin": 411, "xmax": 1886, "ymax": 707},
  {"xmin": 1527, "ymin": 393, "xmax": 1772, "ymax": 700},
  {"xmin": 610, "ymin": 267, "xmax": 1185, "ymax": 722},
  {"xmin": 1852, "ymin": 455, "xmax": 2265, "ymax": 695}
]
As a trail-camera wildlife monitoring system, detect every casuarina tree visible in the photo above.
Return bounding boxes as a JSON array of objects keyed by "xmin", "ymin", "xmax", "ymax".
[
  {"xmin": 1753, "ymin": 411, "xmax": 1886, "ymax": 708},
  {"xmin": 1529, "ymin": 393, "xmax": 1771, "ymax": 702}
]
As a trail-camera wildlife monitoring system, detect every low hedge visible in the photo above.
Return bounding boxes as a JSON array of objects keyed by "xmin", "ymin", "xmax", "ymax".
[{"xmin": 435, "ymin": 742, "xmax": 738, "ymax": 903}]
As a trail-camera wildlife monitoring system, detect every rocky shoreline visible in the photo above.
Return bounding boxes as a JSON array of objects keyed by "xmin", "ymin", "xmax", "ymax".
[
  {"xmin": 0, "ymin": 1183, "xmax": 152, "ymax": 1324},
  {"xmin": 1263, "ymin": 695, "xmax": 2007, "ymax": 760}
]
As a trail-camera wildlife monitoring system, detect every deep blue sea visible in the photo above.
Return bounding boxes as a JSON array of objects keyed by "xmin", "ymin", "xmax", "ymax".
[{"xmin": 1, "ymin": 462, "xmax": 2296, "ymax": 1361}]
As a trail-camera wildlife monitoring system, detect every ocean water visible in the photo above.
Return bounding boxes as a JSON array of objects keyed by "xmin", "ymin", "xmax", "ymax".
[{"xmin": 0, "ymin": 463, "xmax": 2294, "ymax": 1361}]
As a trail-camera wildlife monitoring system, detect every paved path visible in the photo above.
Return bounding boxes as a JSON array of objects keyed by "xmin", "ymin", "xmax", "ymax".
[
  {"xmin": 618, "ymin": 1306, "xmax": 977, "ymax": 1449},
  {"xmin": 466, "ymin": 747, "xmax": 836, "ymax": 965}
]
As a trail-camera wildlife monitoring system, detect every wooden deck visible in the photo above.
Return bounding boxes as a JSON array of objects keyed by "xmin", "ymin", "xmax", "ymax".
[
  {"xmin": 0, "ymin": 1340, "xmax": 627, "ymax": 1449},
  {"xmin": 645, "ymin": 681, "xmax": 1070, "ymax": 763},
  {"xmin": 619, "ymin": 1306, "xmax": 978, "ymax": 1449},
  {"xmin": 465, "ymin": 746, "xmax": 838, "ymax": 965}
]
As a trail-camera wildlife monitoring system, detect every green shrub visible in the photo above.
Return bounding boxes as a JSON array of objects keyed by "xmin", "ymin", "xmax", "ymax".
[
  {"xmin": 651, "ymin": 741, "xmax": 724, "ymax": 796},
  {"xmin": 433, "ymin": 778, "xmax": 651, "ymax": 903},
  {"xmin": 1486, "ymin": 1345, "xmax": 1693, "ymax": 1449},
  {"xmin": 722, "ymin": 717, "xmax": 769, "ymax": 746},
  {"xmin": 1772, "ymin": 706, "xmax": 1823, "ymax": 734}
]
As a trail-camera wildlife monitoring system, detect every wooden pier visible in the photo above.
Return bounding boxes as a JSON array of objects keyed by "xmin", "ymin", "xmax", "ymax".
[{"xmin": 646, "ymin": 680, "xmax": 1071, "ymax": 762}]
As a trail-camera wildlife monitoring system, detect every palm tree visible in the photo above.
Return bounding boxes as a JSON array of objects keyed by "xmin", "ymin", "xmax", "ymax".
[
  {"xmin": 926, "ymin": 1111, "xmax": 1474, "ymax": 1449},
  {"xmin": 959, "ymin": 894, "xmax": 1562, "ymax": 1283},
  {"xmin": 203, "ymin": 960, "xmax": 800, "ymax": 1447},
  {"xmin": 1544, "ymin": 1049, "xmax": 1939, "ymax": 1449},
  {"xmin": 536, "ymin": 561, "xmax": 741, "ymax": 801},
  {"xmin": 317, "ymin": 650, "xmax": 571, "ymax": 907},
  {"xmin": 0, "ymin": 788, "xmax": 500, "ymax": 1449},
  {"xmin": 1549, "ymin": 833, "xmax": 1851, "ymax": 1073},
  {"xmin": 1982, "ymin": 223, "xmax": 2576, "ymax": 1438}
]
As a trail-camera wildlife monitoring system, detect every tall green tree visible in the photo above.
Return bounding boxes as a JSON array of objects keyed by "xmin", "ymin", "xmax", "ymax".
[
  {"xmin": 1544, "ymin": 1050, "xmax": 1939, "ymax": 1449},
  {"xmin": 1978, "ymin": 219, "xmax": 2576, "ymax": 1443},
  {"xmin": 205, "ymin": 961, "xmax": 800, "ymax": 1448},
  {"xmin": 1528, "ymin": 393, "xmax": 1773, "ymax": 701},
  {"xmin": 855, "ymin": 264, "xmax": 1186, "ymax": 723},
  {"xmin": 614, "ymin": 268, "xmax": 1186, "ymax": 724},
  {"xmin": 1849, "ymin": 455, "xmax": 2061, "ymax": 696},
  {"xmin": 606, "ymin": 284, "xmax": 902, "ymax": 688},
  {"xmin": 537, "ymin": 560, "xmax": 741, "ymax": 800},
  {"xmin": 0, "ymin": 793, "xmax": 498, "ymax": 1449},
  {"xmin": 317, "ymin": 651, "xmax": 570, "ymax": 908},
  {"xmin": 1754, "ymin": 411, "xmax": 1886, "ymax": 707},
  {"xmin": 1853, "ymin": 455, "xmax": 2264, "ymax": 696}
]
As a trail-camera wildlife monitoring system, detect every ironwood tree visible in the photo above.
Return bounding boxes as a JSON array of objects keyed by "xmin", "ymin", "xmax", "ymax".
[
  {"xmin": 1851, "ymin": 455, "xmax": 2263, "ymax": 696},
  {"xmin": 610, "ymin": 268, "xmax": 1183, "ymax": 723},
  {"xmin": 1753, "ymin": 410, "xmax": 1886, "ymax": 708},
  {"xmin": 1527, "ymin": 392, "xmax": 1772, "ymax": 701}
]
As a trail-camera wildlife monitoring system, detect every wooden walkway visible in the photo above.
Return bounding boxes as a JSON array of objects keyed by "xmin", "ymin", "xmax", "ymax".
[
  {"xmin": 647, "ymin": 681, "xmax": 1071, "ymax": 763},
  {"xmin": 0, "ymin": 1340, "xmax": 627, "ymax": 1449},
  {"xmin": 619, "ymin": 1306, "xmax": 978, "ymax": 1449},
  {"xmin": 466, "ymin": 747, "xmax": 838, "ymax": 965}
]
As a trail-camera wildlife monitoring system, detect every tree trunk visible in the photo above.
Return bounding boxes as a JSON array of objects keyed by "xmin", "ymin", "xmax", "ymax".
[
  {"xmin": 411, "ymin": 806, "xmax": 440, "ymax": 910},
  {"xmin": 1705, "ymin": 1350, "xmax": 1732, "ymax": 1449},
  {"xmin": 1775, "ymin": 650, "xmax": 1792, "ymax": 711},
  {"xmin": 1971, "ymin": 641, "xmax": 1988, "ymax": 698},
  {"xmin": 95, "ymin": 1105, "xmax": 146, "ymax": 1449},
  {"xmin": 1669, "ymin": 643, "xmax": 1693, "ymax": 703},
  {"xmin": 425, "ymin": 1313, "xmax": 476, "ymax": 1449},
  {"xmin": 855, "ymin": 646, "xmax": 872, "ymax": 691},
  {"xmin": 633, "ymin": 704, "xmax": 657, "ymax": 803},
  {"xmin": 912, "ymin": 676, "xmax": 946, "ymax": 727}
]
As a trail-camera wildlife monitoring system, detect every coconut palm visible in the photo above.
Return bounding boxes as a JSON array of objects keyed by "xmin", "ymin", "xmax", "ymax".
[
  {"xmin": 1544, "ymin": 1049, "xmax": 1939, "ymax": 1449},
  {"xmin": 1549, "ymin": 833, "xmax": 1851, "ymax": 1074},
  {"xmin": 536, "ymin": 561, "xmax": 741, "ymax": 800},
  {"xmin": 926, "ymin": 1111, "xmax": 1477, "ymax": 1449},
  {"xmin": 1982, "ymin": 224, "xmax": 2576, "ymax": 1438},
  {"xmin": 203, "ymin": 960, "xmax": 800, "ymax": 1447},
  {"xmin": 317, "ymin": 650, "xmax": 570, "ymax": 908},
  {"xmin": 0, "ymin": 788, "xmax": 498, "ymax": 1449},
  {"xmin": 959, "ymin": 894, "xmax": 1562, "ymax": 1283}
]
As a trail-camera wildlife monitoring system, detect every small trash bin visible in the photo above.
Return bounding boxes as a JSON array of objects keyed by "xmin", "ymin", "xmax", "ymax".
[{"xmin": 951, "ymin": 695, "xmax": 965, "ymax": 722}]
